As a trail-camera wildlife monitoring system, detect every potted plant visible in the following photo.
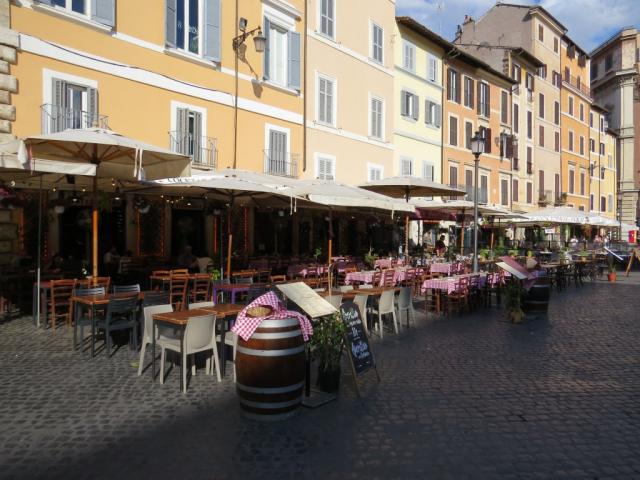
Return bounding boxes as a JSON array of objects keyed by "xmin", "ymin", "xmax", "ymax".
[
  {"xmin": 504, "ymin": 280, "xmax": 525, "ymax": 324},
  {"xmin": 607, "ymin": 255, "xmax": 617, "ymax": 282},
  {"xmin": 364, "ymin": 249, "xmax": 378, "ymax": 270},
  {"xmin": 313, "ymin": 246, "xmax": 322, "ymax": 265},
  {"xmin": 311, "ymin": 312, "xmax": 347, "ymax": 393}
]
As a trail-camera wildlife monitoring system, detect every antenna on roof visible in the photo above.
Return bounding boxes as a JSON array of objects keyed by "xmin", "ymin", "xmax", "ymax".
[{"xmin": 436, "ymin": 0, "xmax": 445, "ymax": 35}]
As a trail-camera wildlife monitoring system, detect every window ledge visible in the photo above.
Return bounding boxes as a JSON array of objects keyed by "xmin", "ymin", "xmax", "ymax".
[
  {"xmin": 314, "ymin": 120, "xmax": 337, "ymax": 130},
  {"xmin": 32, "ymin": 3, "xmax": 113, "ymax": 33},
  {"xmin": 425, "ymin": 123, "xmax": 440, "ymax": 131},
  {"xmin": 261, "ymin": 79, "xmax": 301, "ymax": 96},
  {"xmin": 401, "ymin": 115, "xmax": 418, "ymax": 123},
  {"xmin": 368, "ymin": 135, "xmax": 385, "ymax": 143},
  {"xmin": 164, "ymin": 48, "xmax": 219, "ymax": 68}
]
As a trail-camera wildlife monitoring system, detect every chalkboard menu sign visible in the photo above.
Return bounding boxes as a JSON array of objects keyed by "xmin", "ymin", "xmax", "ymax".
[{"xmin": 340, "ymin": 301, "xmax": 375, "ymax": 375}]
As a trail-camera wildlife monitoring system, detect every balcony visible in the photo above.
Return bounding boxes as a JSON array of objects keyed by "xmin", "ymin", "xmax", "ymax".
[
  {"xmin": 41, "ymin": 103, "xmax": 109, "ymax": 134},
  {"xmin": 169, "ymin": 131, "xmax": 217, "ymax": 169},
  {"xmin": 264, "ymin": 150, "xmax": 299, "ymax": 177},
  {"xmin": 538, "ymin": 190, "xmax": 553, "ymax": 205},
  {"xmin": 563, "ymin": 72, "xmax": 592, "ymax": 98}
]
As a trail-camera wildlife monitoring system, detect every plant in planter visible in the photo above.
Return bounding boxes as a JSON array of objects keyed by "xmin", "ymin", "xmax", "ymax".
[
  {"xmin": 311, "ymin": 312, "xmax": 347, "ymax": 392},
  {"xmin": 364, "ymin": 249, "xmax": 378, "ymax": 269},
  {"xmin": 313, "ymin": 246, "xmax": 322, "ymax": 265},
  {"xmin": 503, "ymin": 280, "xmax": 525, "ymax": 324},
  {"xmin": 607, "ymin": 254, "xmax": 617, "ymax": 282}
]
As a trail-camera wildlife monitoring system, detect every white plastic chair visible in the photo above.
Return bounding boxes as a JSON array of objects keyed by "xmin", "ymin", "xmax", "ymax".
[
  {"xmin": 189, "ymin": 301, "xmax": 214, "ymax": 309},
  {"xmin": 327, "ymin": 294, "xmax": 343, "ymax": 309},
  {"xmin": 160, "ymin": 313, "xmax": 220, "ymax": 392},
  {"xmin": 397, "ymin": 286, "xmax": 415, "ymax": 329},
  {"xmin": 371, "ymin": 290, "xmax": 398, "ymax": 338},
  {"xmin": 216, "ymin": 320, "xmax": 238, "ymax": 382},
  {"xmin": 138, "ymin": 304, "xmax": 173, "ymax": 376},
  {"xmin": 353, "ymin": 293, "xmax": 369, "ymax": 333},
  {"xmin": 339, "ymin": 285, "xmax": 354, "ymax": 292}
]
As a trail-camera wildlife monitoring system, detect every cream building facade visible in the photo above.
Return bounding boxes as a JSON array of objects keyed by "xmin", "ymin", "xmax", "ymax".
[
  {"xmin": 589, "ymin": 105, "xmax": 617, "ymax": 219},
  {"xmin": 393, "ymin": 17, "xmax": 447, "ymax": 184},
  {"xmin": 305, "ymin": 0, "xmax": 395, "ymax": 184}
]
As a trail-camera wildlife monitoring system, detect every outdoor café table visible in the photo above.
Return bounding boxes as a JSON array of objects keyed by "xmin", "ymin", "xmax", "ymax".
[
  {"xmin": 211, "ymin": 283, "xmax": 252, "ymax": 304},
  {"xmin": 421, "ymin": 274, "xmax": 487, "ymax": 313},
  {"xmin": 374, "ymin": 258, "xmax": 393, "ymax": 269},
  {"xmin": 151, "ymin": 308, "xmax": 210, "ymax": 392},
  {"xmin": 429, "ymin": 262, "xmax": 455, "ymax": 276},
  {"xmin": 344, "ymin": 270, "xmax": 376, "ymax": 285},
  {"xmin": 71, "ymin": 291, "xmax": 147, "ymax": 357},
  {"xmin": 198, "ymin": 303, "xmax": 244, "ymax": 376}
]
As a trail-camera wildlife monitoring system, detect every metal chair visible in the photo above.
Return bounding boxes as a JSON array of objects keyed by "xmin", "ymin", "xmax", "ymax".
[
  {"xmin": 72, "ymin": 286, "xmax": 105, "ymax": 351},
  {"xmin": 142, "ymin": 290, "xmax": 170, "ymax": 307},
  {"xmin": 49, "ymin": 279, "xmax": 77, "ymax": 331},
  {"xmin": 113, "ymin": 284, "xmax": 141, "ymax": 294},
  {"xmin": 95, "ymin": 296, "xmax": 139, "ymax": 356}
]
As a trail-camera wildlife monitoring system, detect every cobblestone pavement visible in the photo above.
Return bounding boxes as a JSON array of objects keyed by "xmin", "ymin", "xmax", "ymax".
[{"xmin": 1, "ymin": 278, "xmax": 639, "ymax": 480}]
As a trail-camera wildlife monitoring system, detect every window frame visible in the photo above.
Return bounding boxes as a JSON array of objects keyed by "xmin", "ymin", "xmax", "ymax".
[
  {"xmin": 314, "ymin": 152, "xmax": 336, "ymax": 180},
  {"xmin": 369, "ymin": 94, "xmax": 384, "ymax": 141},
  {"xmin": 316, "ymin": 72, "xmax": 337, "ymax": 127},
  {"xmin": 370, "ymin": 20, "xmax": 384, "ymax": 65},
  {"xmin": 318, "ymin": 0, "xmax": 336, "ymax": 40},
  {"xmin": 402, "ymin": 40, "xmax": 416, "ymax": 73},
  {"xmin": 367, "ymin": 162, "xmax": 384, "ymax": 182}
]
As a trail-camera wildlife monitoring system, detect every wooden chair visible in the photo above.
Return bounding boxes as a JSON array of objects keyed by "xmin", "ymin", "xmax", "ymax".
[
  {"xmin": 381, "ymin": 269, "xmax": 396, "ymax": 287},
  {"xmin": 171, "ymin": 268, "xmax": 189, "ymax": 276},
  {"xmin": 79, "ymin": 276, "xmax": 111, "ymax": 291},
  {"xmin": 190, "ymin": 274, "xmax": 211, "ymax": 303},
  {"xmin": 269, "ymin": 275, "xmax": 287, "ymax": 284},
  {"xmin": 49, "ymin": 279, "xmax": 77, "ymax": 331},
  {"xmin": 337, "ymin": 266, "xmax": 357, "ymax": 286},
  {"xmin": 169, "ymin": 275, "xmax": 189, "ymax": 311},
  {"xmin": 445, "ymin": 277, "xmax": 469, "ymax": 318}
]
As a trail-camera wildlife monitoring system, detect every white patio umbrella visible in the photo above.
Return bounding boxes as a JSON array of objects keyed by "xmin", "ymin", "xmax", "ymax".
[
  {"xmin": 23, "ymin": 128, "xmax": 192, "ymax": 277},
  {"xmin": 360, "ymin": 176, "xmax": 466, "ymax": 256}
]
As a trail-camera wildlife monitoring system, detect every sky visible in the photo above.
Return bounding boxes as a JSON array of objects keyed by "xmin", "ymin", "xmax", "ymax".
[{"xmin": 395, "ymin": 0, "xmax": 640, "ymax": 53}]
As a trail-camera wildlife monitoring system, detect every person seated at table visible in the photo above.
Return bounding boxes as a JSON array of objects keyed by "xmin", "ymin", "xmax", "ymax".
[
  {"xmin": 177, "ymin": 245, "xmax": 199, "ymax": 272},
  {"xmin": 435, "ymin": 235, "xmax": 447, "ymax": 257},
  {"xmin": 103, "ymin": 246, "xmax": 120, "ymax": 277}
]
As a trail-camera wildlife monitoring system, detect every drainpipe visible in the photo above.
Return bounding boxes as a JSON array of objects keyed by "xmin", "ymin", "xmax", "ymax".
[{"xmin": 302, "ymin": 0, "xmax": 308, "ymax": 174}]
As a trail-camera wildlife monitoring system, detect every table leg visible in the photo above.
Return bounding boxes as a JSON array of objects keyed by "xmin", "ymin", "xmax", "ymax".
[
  {"xmin": 435, "ymin": 290, "xmax": 441, "ymax": 314},
  {"xmin": 91, "ymin": 304, "xmax": 96, "ymax": 357},
  {"xmin": 231, "ymin": 290, "xmax": 237, "ymax": 304},
  {"xmin": 32, "ymin": 284, "xmax": 37, "ymax": 326},
  {"xmin": 42, "ymin": 288, "xmax": 48, "ymax": 329},
  {"xmin": 152, "ymin": 320, "xmax": 157, "ymax": 381},
  {"xmin": 220, "ymin": 317, "xmax": 227, "ymax": 377},
  {"xmin": 180, "ymin": 327, "xmax": 185, "ymax": 393}
]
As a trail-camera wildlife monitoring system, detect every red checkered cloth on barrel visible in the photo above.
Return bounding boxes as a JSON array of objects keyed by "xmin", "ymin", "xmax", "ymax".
[{"xmin": 231, "ymin": 291, "xmax": 313, "ymax": 342}]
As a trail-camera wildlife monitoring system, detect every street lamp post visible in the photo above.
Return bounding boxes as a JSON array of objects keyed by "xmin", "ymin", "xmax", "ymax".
[{"xmin": 470, "ymin": 130, "xmax": 485, "ymax": 273}]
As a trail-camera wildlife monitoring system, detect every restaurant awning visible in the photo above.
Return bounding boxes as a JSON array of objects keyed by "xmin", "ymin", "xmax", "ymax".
[{"xmin": 517, "ymin": 206, "xmax": 591, "ymax": 225}]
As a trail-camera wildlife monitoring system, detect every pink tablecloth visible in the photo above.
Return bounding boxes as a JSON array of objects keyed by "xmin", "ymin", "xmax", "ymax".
[
  {"xmin": 345, "ymin": 271, "xmax": 376, "ymax": 285},
  {"xmin": 429, "ymin": 263, "xmax": 454, "ymax": 275},
  {"xmin": 374, "ymin": 259, "xmax": 392, "ymax": 269},
  {"xmin": 421, "ymin": 274, "xmax": 487, "ymax": 294},
  {"xmin": 286, "ymin": 265, "xmax": 328, "ymax": 278}
]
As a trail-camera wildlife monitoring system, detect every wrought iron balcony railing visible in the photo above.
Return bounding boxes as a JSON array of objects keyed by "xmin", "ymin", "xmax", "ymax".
[
  {"xmin": 41, "ymin": 103, "xmax": 109, "ymax": 134},
  {"xmin": 263, "ymin": 150, "xmax": 299, "ymax": 177},
  {"xmin": 169, "ymin": 131, "xmax": 217, "ymax": 169}
]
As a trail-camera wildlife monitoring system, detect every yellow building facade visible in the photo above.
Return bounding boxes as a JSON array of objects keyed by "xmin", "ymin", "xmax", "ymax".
[{"xmin": 393, "ymin": 17, "xmax": 447, "ymax": 183}]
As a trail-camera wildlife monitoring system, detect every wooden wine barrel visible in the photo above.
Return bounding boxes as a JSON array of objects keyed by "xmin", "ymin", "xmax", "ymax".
[
  {"xmin": 523, "ymin": 274, "xmax": 550, "ymax": 314},
  {"xmin": 235, "ymin": 317, "xmax": 305, "ymax": 421}
]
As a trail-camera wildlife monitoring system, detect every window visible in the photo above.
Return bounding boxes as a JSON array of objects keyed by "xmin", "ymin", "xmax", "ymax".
[
  {"xmin": 371, "ymin": 23, "xmax": 383, "ymax": 64},
  {"xmin": 465, "ymin": 121, "xmax": 473, "ymax": 150},
  {"xmin": 501, "ymin": 90, "xmax": 508, "ymax": 124},
  {"xmin": 608, "ymin": 194, "xmax": 614, "ymax": 212},
  {"xmin": 368, "ymin": 164, "xmax": 383, "ymax": 181},
  {"xmin": 166, "ymin": 0, "xmax": 221, "ymax": 60},
  {"xmin": 319, "ymin": 0, "xmax": 335, "ymax": 38},
  {"xmin": 579, "ymin": 103, "xmax": 584, "ymax": 121},
  {"xmin": 465, "ymin": 169, "xmax": 473, "ymax": 197},
  {"xmin": 449, "ymin": 116, "xmax": 458, "ymax": 146},
  {"xmin": 513, "ymin": 104, "xmax": 519, "ymax": 133},
  {"xmin": 538, "ymin": 24, "xmax": 544, "ymax": 41},
  {"xmin": 422, "ymin": 162, "xmax": 434, "ymax": 181},
  {"xmin": 500, "ymin": 178, "xmax": 509, "ymax": 206},
  {"xmin": 539, "ymin": 93, "xmax": 545, "ymax": 118},
  {"xmin": 447, "ymin": 68, "xmax": 460, "ymax": 103},
  {"xmin": 567, "ymin": 45, "xmax": 575, "ymax": 59},
  {"xmin": 316, "ymin": 154, "xmax": 335, "ymax": 180},
  {"xmin": 46, "ymin": 0, "xmax": 115, "ymax": 26},
  {"xmin": 599, "ymin": 196, "xmax": 606, "ymax": 212},
  {"xmin": 552, "ymin": 70, "xmax": 561, "ymax": 87},
  {"xmin": 527, "ymin": 111, "xmax": 532, "ymax": 139},
  {"xmin": 172, "ymin": 106, "xmax": 205, "ymax": 164},
  {"xmin": 403, "ymin": 41, "xmax": 416, "ymax": 72},
  {"xmin": 525, "ymin": 73, "xmax": 534, "ymax": 91},
  {"xmin": 424, "ymin": 100, "xmax": 441, "ymax": 127},
  {"xmin": 528, "ymin": 147, "xmax": 533, "ymax": 168},
  {"xmin": 580, "ymin": 170, "xmax": 585, "ymax": 195},
  {"xmin": 599, "ymin": 142, "xmax": 605, "ymax": 155},
  {"xmin": 480, "ymin": 174, "xmax": 488, "ymax": 203},
  {"xmin": 539, "ymin": 169, "xmax": 545, "ymax": 193},
  {"xmin": 539, "ymin": 125, "xmax": 544, "ymax": 147},
  {"xmin": 554, "ymin": 101, "xmax": 560, "ymax": 125},
  {"xmin": 513, "ymin": 178, "xmax": 519, "ymax": 202},
  {"xmin": 590, "ymin": 138, "xmax": 595, "ymax": 153},
  {"xmin": 568, "ymin": 131, "xmax": 574, "ymax": 151},
  {"xmin": 449, "ymin": 164, "xmax": 458, "ymax": 187},
  {"xmin": 428, "ymin": 55, "xmax": 438, "ymax": 83},
  {"xmin": 526, "ymin": 182, "xmax": 533, "ymax": 204},
  {"xmin": 568, "ymin": 96, "xmax": 574, "ymax": 116},
  {"xmin": 401, "ymin": 90, "xmax": 418, "ymax": 120},
  {"xmin": 553, "ymin": 37, "xmax": 559, "ymax": 53},
  {"xmin": 608, "ymin": 154, "xmax": 614, "ymax": 168},
  {"xmin": 590, "ymin": 194, "xmax": 594, "ymax": 211},
  {"xmin": 49, "ymin": 77, "xmax": 98, "ymax": 133},
  {"xmin": 538, "ymin": 65, "xmax": 547, "ymax": 79},
  {"xmin": 512, "ymin": 64, "xmax": 522, "ymax": 83},
  {"xmin": 401, "ymin": 157, "xmax": 413, "ymax": 176},
  {"xmin": 464, "ymin": 77, "xmax": 474, "ymax": 108},
  {"xmin": 318, "ymin": 75, "xmax": 335, "ymax": 125},
  {"xmin": 479, "ymin": 126, "xmax": 492, "ymax": 153},
  {"xmin": 590, "ymin": 112, "xmax": 594, "ymax": 128},
  {"xmin": 591, "ymin": 62, "xmax": 599, "ymax": 80},
  {"xmin": 478, "ymin": 82, "xmax": 490, "ymax": 117},
  {"xmin": 601, "ymin": 165, "xmax": 605, "ymax": 179},
  {"xmin": 569, "ymin": 168, "xmax": 575, "ymax": 194},
  {"xmin": 600, "ymin": 117, "xmax": 605, "ymax": 132},
  {"xmin": 370, "ymin": 96, "xmax": 383, "ymax": 140},
  {"xmin": 564, "ymin": 66, "xmax": 571, "ymax": 82},
  {"xmin": 579, "ymin": 136, "xmax": 584, "ymax": 155},
  {"xmin": 605, "ymin": 53, "xmax": 613, "ymax": 71},
  {"xmin": 264, "ymin": 19, "xmax": 301, "ymax": 89},
  {"xmin": 266, "ymin": 126, "xmax": 291, "ymax": 175},
  {"xmin": 555, "ymin": 131, "xmax": 560, "ymax": 152},
  {"xmin": 555, "ymin": 174, "xmax": 560, "ymax": 200}
]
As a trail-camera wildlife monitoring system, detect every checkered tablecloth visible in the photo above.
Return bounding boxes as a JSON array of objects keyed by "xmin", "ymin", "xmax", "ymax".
[
  {"xmin": 374, "ymin": 259, "xmax": 392, "ymax": 269},
  {"xmin": 429, "ymin": 263, "xmax": 454, "ymax": 275},
  {"xmin": 345, "ymin": 271, "xmax": 376, "ymax": 285},
  {"xmin": 421, "ymin": 274, "xmax": 487, "ymax": 294},
  {"xmin": 232, "ymin": 291, "xmax": 313, "ymax": 342}
]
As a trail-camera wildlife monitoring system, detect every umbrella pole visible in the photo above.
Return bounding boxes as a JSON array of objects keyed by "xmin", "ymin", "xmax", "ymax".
[
  {"xmin": 92, "ymin": 175, "xmax": 98, "ymax": 278},
  {"xmin": 227, "ymin": 234, "xmax": 232, "ymax": 279},
  {"xmin": 404, "ymin": 215, "xmax": 409, "ymax": 262},
  {"xmin": 460, "ymin": 216, "xmax": 465, "ymax": 255},
  {"xmin": 35, "ymin": 175, "xmax": 43, "ymax": 328}
]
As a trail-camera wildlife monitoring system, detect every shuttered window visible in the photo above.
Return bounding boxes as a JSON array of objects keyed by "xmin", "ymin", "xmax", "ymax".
[
  {"xmin": 568, "ymin": 169, "xmax": 575, "ymax": 194},
  {"xmin": 372, "ymin": 23, "xmax": 383, "ymax": 64},
  {"xmin": 580, "ymin": 170, "xmax": 586, "ymax": 195},
  {"xmin": 464, "ymin": 77, "xmax": 474, "ymax": 108},
  {"xmin": 449, "ymin": 165, "xmax": 458, "ymax": 187},
  {"xmin": 501, "ymin": 90, "xmax": 508, "ymax": 123},
  {"xmin": 40, "ymin": 0, "xmax": 115, "ymax": 26},
  {"xmin": 264, "ymin": 20, "xmax": 301, "ymax": 89},
  {"xmin": 568, "ymin": 131, "xmax": 574, "ymax": 151},
  {"xmin": 424, "ymin": 100, "xmax": 441, "ymax": 127},
  {"xmin": 422, "ymin": 162, "xmax": 434, "ymax": 181},
  {"xmin": 513, "ymin": 179, "xmax": 519, "ymax": 202},
  {"xmin": 166, "ymin": 0, "xmax": 220, "ymax": 59},
  {"xmin": 370, "ymin": 97, "xmax": 383, "ymax": 140},
  {"xmin": 401, "ymin": 91, "xmax": 419, "ymax": 120},
  {"xmin": 401, "ymin": 157, "xmax": 413, "ymax": 176},
  {"xmin": 320, "ymin": 0, "xmax": 334, "ymax": 38},
  {"xmin": 500, "ymin": 178, "xmax": 509, "ymax": 206},
  {"xmin": 526, "ymin": 182, "xmax": 533, "ymax": 204},
  {"xmin": 539, "ymin": 93, "xmax": 545, "ymax": 118},
  {"xmin": 428, "ymin": 55, "xmax": 438, "ymax": 83},
  {"xmin": 539, "ymin": 125, "xmax": 544, "ymax": 148},
  {"xmin": 449, "ymin": 116, "xmax": 458, "ymax": 146},
  {"xmin": 368, "ymin": 165, "xmax": 383, "ymax": 181},
  {"xmin": 579, "ymin": 136, "xmax": 585, "ymax": 155},
  {"xmin": 555, "ymin": 174, "xmax": 560, "ymax": 200},
  {"xmin": 318, "ymin": 76, "xmax": 335, "ymax": 125},
  {"xmin": 554, "ymin": 101, "xmax": 560, "ymax": 125},
  {"xmin": 527, "ymin": 111, "xmax": 532, "ymax": 139},
  {"xmin": 465, "ymin": 121, "xmax": 473, "ymax": 150},
  {"xmin": 316, "ymin": 156, "xmax": 334, "ymax": 180},
  {"xmin": 50, "ymin": 78, "xmax": 98, "ymax": 133},
  {"xmin": 478, "ymin": 82, "xmax": 490, "ymax": 117},
  {"xmin": 174, "ymin": 107, "xmax": 203, "ymax": 163},
  {"xmin": 513, "ymin": 104, "xmax": 519, "ymax": 133},
  {"xmin": 403, "ymin": 41, "xmax": 416, "ymax": 72},
  {"xmin": 555, "ymin": 131, "xmax": 560, "ymax": 152},
  {"xmin": 268, "ymin": 129, "xmax": 288, "ymax": 175},
  {"xmin": 447, "ymin": 68, "xmax": 460, "ymax": 103}
]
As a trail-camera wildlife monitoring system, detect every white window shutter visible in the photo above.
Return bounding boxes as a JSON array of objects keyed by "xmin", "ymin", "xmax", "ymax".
[
  {"xmin": 412, "ymin": 94, "xmax": 419, "ymax": 120},
  {"xmin": 400, "ymin": 91, "xmax": 407, "ymax": 116},
  {"xmin": 87, "ymin": 88, "xmax": 98, "ymax": 128},
  {"xmin": 165, "ymin": 0, "xmax": 177, "ymax": 47},
  {"xmin": 434, "ymin": 104, "xmax": 441, "ymax": 128},
  {"xmin": 287, "ymin": 31, "xmax": 301, "ymax": 90},
  {"xmin": 263, "ymin": 18, "xmax": 271, "ymax": 80},
  {"xmin": 92, "ymin": 0, "xmax": 115, "ymax": 27},
  {"xmin": 204, "ymin": 0, "xmax": 221, "ymax": 62}
]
